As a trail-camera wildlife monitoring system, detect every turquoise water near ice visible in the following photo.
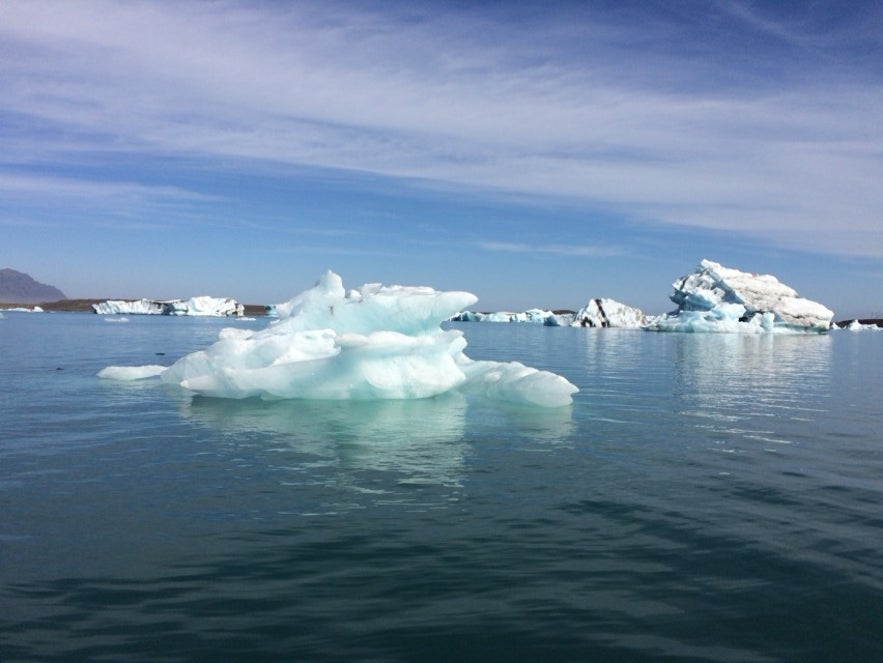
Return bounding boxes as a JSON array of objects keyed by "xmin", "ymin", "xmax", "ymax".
[{"xmin": 1, "ymin": 312, "xmax": 882, "ymax": 661}]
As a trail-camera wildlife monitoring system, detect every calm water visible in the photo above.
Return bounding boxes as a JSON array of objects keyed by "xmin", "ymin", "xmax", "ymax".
[{"xmin": 1, "ymin": 312, "xmax": 881, "ymax": 661}]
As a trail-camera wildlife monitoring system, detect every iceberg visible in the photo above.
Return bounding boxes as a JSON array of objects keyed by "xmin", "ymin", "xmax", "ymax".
[
  {"xmin": 838, "ymin": 319, "xmax": 882, "ymax": 331},
  {"xmin": 453, "ymin": 308, "xmax": 575, "ymax": 326},
  {"xmin": 92, "ymin": 298, "xmax": 165, "ymax": 315},
  {"xmin": 572, "ymin": 298, "xmax": 645, "ymax": 328},
  {"xmin": 645, "ymin": 259, "xmax": 834, "ymax": 333},
  {"xmin": 1, "ymin": 305, "xmax": 44, "ymax": 313},
  {"xmin": 92, "ymin": 296, "xmax": 244, "ymax": 317},
  {"xmin": 166, "ymin": 296, "xmax": 244, "ymax": 317},
  {"xmin": 100, "ymin": 271, "xmax": 578, "ymax": 407}
]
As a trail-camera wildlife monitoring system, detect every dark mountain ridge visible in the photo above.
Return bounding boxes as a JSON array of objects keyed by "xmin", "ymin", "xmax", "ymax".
[{"xmin": 0, "ymin": 268, "xmax": 66, "ymax": 303}]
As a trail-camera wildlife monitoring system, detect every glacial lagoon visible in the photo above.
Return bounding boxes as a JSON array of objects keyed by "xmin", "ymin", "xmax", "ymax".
[{"xmin": 2, "ymin": 312, "xmax": 882, "ymax": 660}]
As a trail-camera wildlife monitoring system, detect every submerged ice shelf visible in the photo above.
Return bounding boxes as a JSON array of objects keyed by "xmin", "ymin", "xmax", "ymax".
[{"xmin": 99, "ymin": 271, "xmax": 578, "ymax": 407}]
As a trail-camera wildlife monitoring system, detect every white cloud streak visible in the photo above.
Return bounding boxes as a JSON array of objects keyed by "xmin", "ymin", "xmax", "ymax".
[
  {"xmin": 1, "ymin": 0, "xmax": 882, "ymax": 255},
  {"xmin": 478, "ymin": 241, "xmax": 623, "ymax": 258}
]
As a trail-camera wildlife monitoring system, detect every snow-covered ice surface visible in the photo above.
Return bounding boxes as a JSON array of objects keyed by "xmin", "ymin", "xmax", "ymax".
[
  {"xmin": 100, "ymin": 271, "xmax": 578, "ymax": 407},
  {"xmin": 93, "ymin": 296, "xmax": 244, "ymax": 316},
  {"xmin": 645, "ymin": 259, "xmax": 834, "ymax": 333},
  {"xmin": 572, "ymin": 298, "xmax": 645, "ymax": 328}
]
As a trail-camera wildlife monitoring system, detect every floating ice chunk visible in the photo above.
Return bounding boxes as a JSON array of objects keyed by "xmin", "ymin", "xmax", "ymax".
[
  {"xmin": 166, "ymin": 296, "xmax": 244, "ymax": 317},
  {"xmin": 92, "ymin": 296, "xmax": 243, "ymax": 316},
  {"xmin": 572, "ymin": 298, "xmax": 645, "ymax": 328},
  {"xmin": 840, "ymin": 319, "xmax": 882, "ymax": 331},
  {"xmin": 648, "ymin": 259, "xmax": 833, "ymax": 333},
  {"xmin": 102, "ymin": 271, "xmax": 578, "ymax": 406},
  {"xmin": 93, "ymin": 298, "xmax": 164, "ymax": 315},
  {"xmin": 453, "ymin": 308, "xmax": 577, "ymax": 326},
  {"xmin": 98, "ymin": 365, "xmax": 167, "ymax": 380},
  {"xmin": 1, "ymin": 305, "xmax": 44, "ymax": 313},
  {"xmin": 458, "ymin": 359, "xmax": 579, "ymax": 407}
]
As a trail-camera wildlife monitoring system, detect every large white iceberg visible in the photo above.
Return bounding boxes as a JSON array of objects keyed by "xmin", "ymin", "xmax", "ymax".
[
  {"xmin": 92, "ymin": 296, "xmax": 244, "ymax": 317},
  {"xmin": 99, "ymin": 271, "xmax": 578, "ymax": 407},
  {"xmin": 572, "ymin": 298, "xmax": 646, "ymax": 328},
  {"xmin": 645, "ymin": 259, "xmax": 834, "ymax": 333}
]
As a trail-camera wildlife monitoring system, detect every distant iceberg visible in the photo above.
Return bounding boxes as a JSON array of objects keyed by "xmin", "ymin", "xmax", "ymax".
[
  {"xmin": 92, "ymin": 298, "xmax": 164, "ymax": 315},
  {"xmin": 453, "ymin": 308, "xmax": 576, "ymax": 326},
  {"xmin": 0, "ymin": 305, "xmax": 44, "ymax": 313},
  {"xmin": 455, "ymin": 308, "xmax": 553, "ymax": 323},
  {"xmin": 572, "ymin": 298, "xmax": 646, "ymax": 328},
  {"xmin": 92, "ymin": 296, "xmax": 244, "ymax": 317},
  {"xmin": 100, "ymin": 271, "xmax": 578, "ymax": 407},
  {"xmin": 837, "ymin": 319, "xmax": 882, "ymax": 331},
  {"xmin": 645, "ymin": 259, "xmax": 834, "ymax": 333},
  {"xmin": 454, "ymin": 300, "xmax": 647, "ymax": 329}
]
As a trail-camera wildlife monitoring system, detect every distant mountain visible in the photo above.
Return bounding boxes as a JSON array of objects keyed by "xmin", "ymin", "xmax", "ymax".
[{"xmin": 0, "ymin": 268, "xmax": 66, "ymax": 303}]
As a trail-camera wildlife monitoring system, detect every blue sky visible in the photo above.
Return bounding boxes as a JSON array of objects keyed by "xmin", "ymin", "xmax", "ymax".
[{"xmin": 1, "ymin": 0, "xmax": 882, "ymax": 317}]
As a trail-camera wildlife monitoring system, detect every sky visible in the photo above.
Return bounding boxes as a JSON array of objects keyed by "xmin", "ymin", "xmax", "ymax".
[{"xmin": 1, "ymin": 0, "xmax": 882, "ymax": 317}]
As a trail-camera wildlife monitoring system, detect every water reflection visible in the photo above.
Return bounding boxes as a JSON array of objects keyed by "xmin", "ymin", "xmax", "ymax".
[
  {"xmin": 670, "ymin": 333, "xmax": 833, "ymax": 450},
  {"xmin": 181, "ymin": 391, "xmax": 576, "ymax": 494},
  {"xmin": 672, "ymin": 333, "xmax": 832, "ymax": 406},
  {"xmin": 182, "ymin": 393, "xmax": 470, "ymax": 487}
]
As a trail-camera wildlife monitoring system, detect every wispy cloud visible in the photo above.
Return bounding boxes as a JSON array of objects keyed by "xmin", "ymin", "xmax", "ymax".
[
  {"xmin": 1, "ymin": 1, "xmax": 882, "ymax": 256},
  {"xmin": 478, "ymin": 241, "xmax": 623, "ymax": 258},
  {"xmin": 0, "ymin": 172, "xmax": 217, "ymax": 229},
  {"xmin": 0, "ymin": 173, "xmax": 212, "ymax": 202}
]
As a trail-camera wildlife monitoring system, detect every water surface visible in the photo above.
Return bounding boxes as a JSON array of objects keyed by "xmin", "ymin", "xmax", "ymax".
[{"xmin": 1, "ymin": 313, "xmax": 881, "ymax": 660}]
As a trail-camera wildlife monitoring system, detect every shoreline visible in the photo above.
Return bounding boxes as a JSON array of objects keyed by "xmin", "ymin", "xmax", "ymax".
[
  {"xmin": 0, "ymin": 299, "xmax": 268, "ymax": 316},
  {"xmin": 2, "ymin": 299, "xmax": 881, "ymax": 329}
]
